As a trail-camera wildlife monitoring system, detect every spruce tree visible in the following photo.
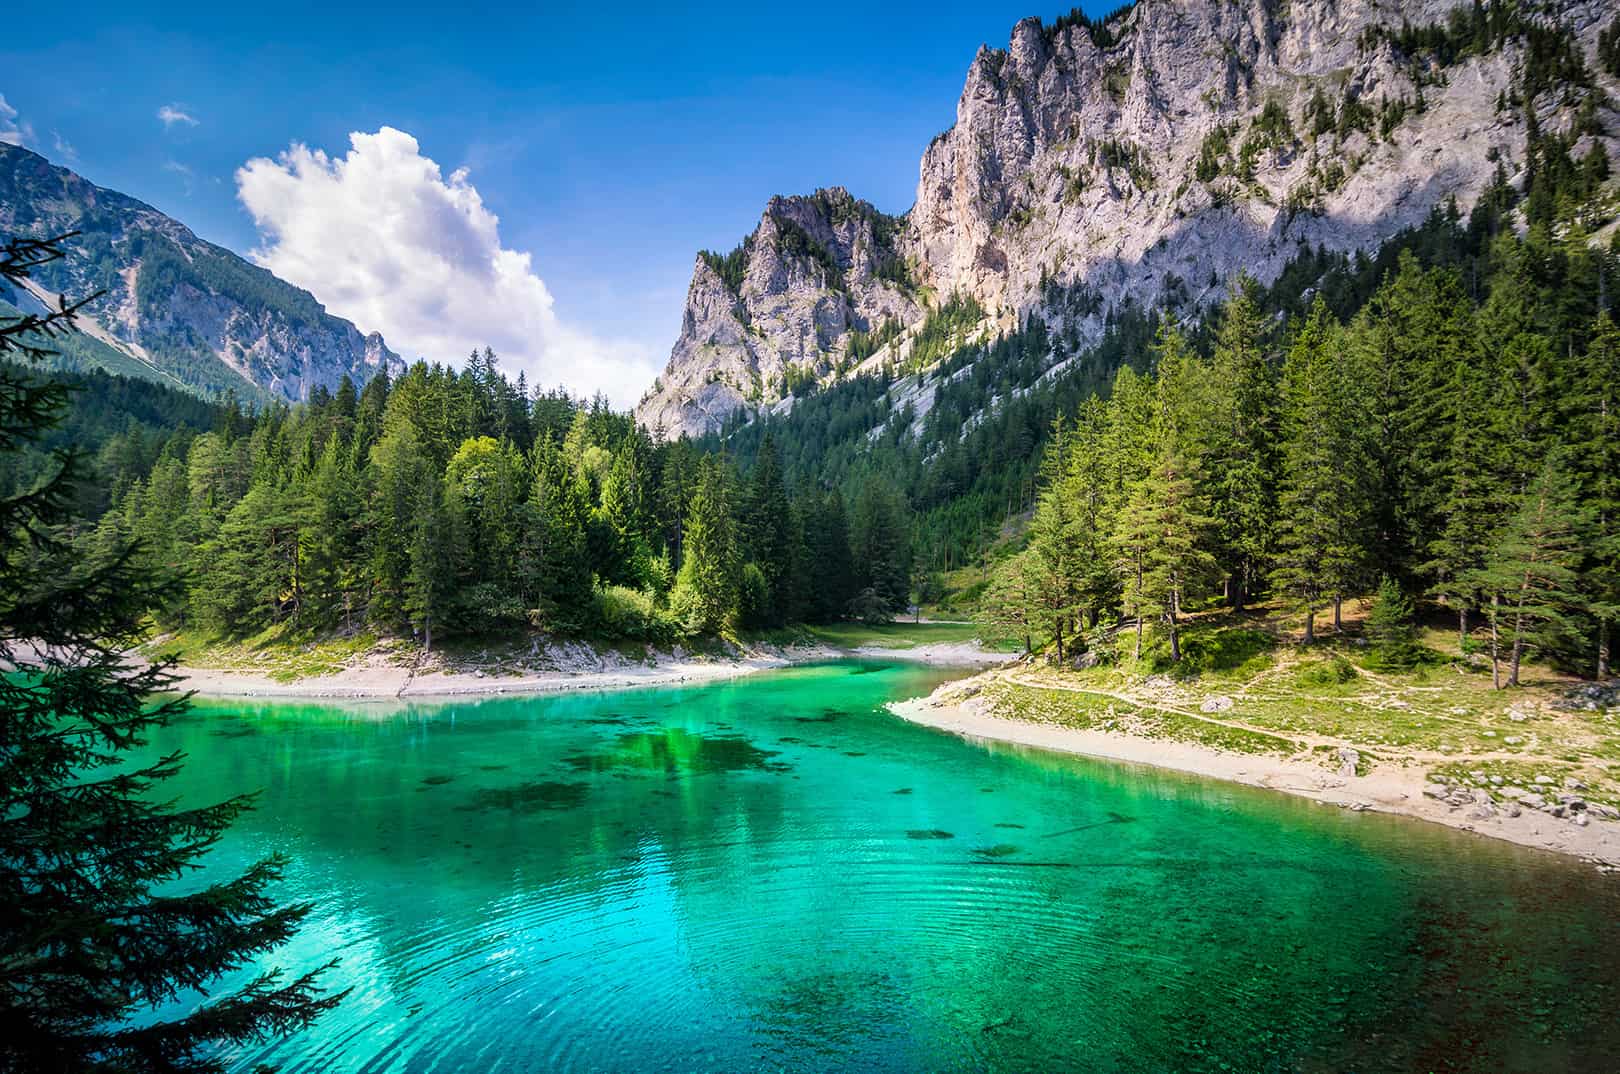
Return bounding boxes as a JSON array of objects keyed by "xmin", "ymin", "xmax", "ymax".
[
  {"xmin": 1271, "ymin": 298, "xmax": 1370, "ymax": 641},
  {"xmin": 1, "ymin": 233, "xmax": 340, "ymax": 1071},
  {"xmin": 1206, "ymin": 275, "xmax": 1277, "ymax": 609},
  {"xmin": 977, "ymin": 550, "xmax": 1040, "ymax": 656},
  {"xmin": 365, "ymin": 420, "xmax": 434, "ymax": 627},
  {"xmin": 405, "ymin": 478, "xmax": 454, "ymax": 651},
  {"xmin": 1114, "ymin": 449, "xmax": 1216, "ymax": 663},
  {"xmin": 523, "ymin": 437, "xmax": 593, "ymax": 632},
  {"xmin": 1466, "ymin": 459, "xmax": 1590, "ymax": 688},
  {"xmin": 670, "ymin": 458, "xmax": 739, "ymax": 634},
  {"xmin": 741, "ymin": 433, "xmax": 792, "ymax": 624},
  {"xmin": 1572, "ymin": 312, "xmax": 1620, "ymax": 677},
  {"xmin": 849, "ymin": 479, "xmax": 912, "ymax": 616},
  {"xmin": 802, "ymin": 489, "xmax": 855, "ymax": 622},
  {"xmin": 1366, "ymin": 575, "xmax": 1421, "ymax": 670},
  {"xmin": 1425, "ymin": 325, "xmax": 1507, "ymax": 651},
  {"xmin": 1029, "ymin": 420, "xmax": 1084, "ymax": 663}
]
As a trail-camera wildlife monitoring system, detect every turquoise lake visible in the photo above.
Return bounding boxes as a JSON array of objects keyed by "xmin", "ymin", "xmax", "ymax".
[{"xmin": 152, "ymin": 662, "xmax": 1620, "ymax": 1072}]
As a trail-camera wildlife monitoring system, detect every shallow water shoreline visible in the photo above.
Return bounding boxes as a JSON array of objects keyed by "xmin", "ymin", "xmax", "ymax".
[
  {"xmin": 888, "ymin": 682, "xmax": 1620, "ymax": 870},
  {"xmin": 166, "ymin": 639, "xmax": 1012, "ymax": 701}
]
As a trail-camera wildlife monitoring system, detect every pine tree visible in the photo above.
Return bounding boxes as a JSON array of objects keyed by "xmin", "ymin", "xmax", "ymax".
[
  {"xmin": 742, "ymin": 433, "xmax": 792, "ymax": 624},
  {"xmin": 1, "ymin": 233, "xmax": 340, "ymax": 1071},
  {"xmin": 1114, "ymin": 449, "xmax": 1216, "ymax": 662},
  {"xmin": 1465, "ymin": 459, "xmax": 1590, "ymax": 688},
  {"xmin": 1366, "ymin": 575, "xmax": 1422, "ymax": 669},
  {"xmin": 1271, "ymin": 298, "xmax": 1371, "ymax": 641},
  {"xmin": 1206, "ymin": 275, "xmax": 1277, "ymax": 609},
  {"xmin": 405, "ymin": 478, "xmax": 454, "ymax": 651},
  {"xmin": 523, "ymin": 437, "xmax": 593, "ymax": 631},
  {"xmin": 670, "ymin": 458, "xmax": 739, "ymax": 634},
  {"xmin": 1571, "ymin": 312, "xmax": 1620, "ymax": 677},
  {"xmin": 977, "ymin": 550, "xmax": 1040, "ymax": 655}
]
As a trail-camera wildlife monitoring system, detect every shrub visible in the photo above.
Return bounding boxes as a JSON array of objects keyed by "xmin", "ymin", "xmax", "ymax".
[
  {"xmin": 594, "ymin": 585, "xmax": 677, "ymax": 644},
  {"xmin": 847, "ymin": 587, "xmax": 892, "ymax": 625},
  {"xmin": 1296, "ymin": 655, "xmax": 1358, "ymax": 688}
]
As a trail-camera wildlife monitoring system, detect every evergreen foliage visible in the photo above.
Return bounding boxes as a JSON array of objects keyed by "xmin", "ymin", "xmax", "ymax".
[
  {"xmin": 1366, "ymin": 576, "xmax": 1422, "ymax": 669},
  {"xmin": 1, "ymin": 233, "xmax": 340, "ymax": 1071}
]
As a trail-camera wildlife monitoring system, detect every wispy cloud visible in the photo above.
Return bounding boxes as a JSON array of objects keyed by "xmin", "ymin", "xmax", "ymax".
[
  {"xmin": 163, "ymin": 159, "xmax": 195, "ymax": 195},
  {"xmin": 51, "ymin": 130, "xmax": 77, "ymax": 162},
  {"xmin": 157, "ymin": 104, "xmax": 199, "ymax": 129},
  {"xmin": 0, "ymin": 93, "xmax": 34, "ymax": 147},
  {"xmin": 237, "ymin": 126, "xmax": 658, "ymax": 406}
]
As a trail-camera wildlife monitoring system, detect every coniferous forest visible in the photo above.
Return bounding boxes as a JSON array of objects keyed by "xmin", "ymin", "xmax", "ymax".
[
  {"xmin": 22, "ymin": 188, "xmax": 1620, "ymax": 690},
  {"xmin": 44, "ymin": 347, "xmax": 911, "ymax": 650}
]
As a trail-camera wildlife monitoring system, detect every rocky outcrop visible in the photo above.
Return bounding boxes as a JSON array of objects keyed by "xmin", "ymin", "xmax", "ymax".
[
  {"xmin": 636, "ymin": 188, "xmax": 920, "ymax": 437},
  {"xmin": 0, "ymin": 142, "xmax": 401, "ymax": 402},
  {"xmin": 639, "ymin": 0, "xmax": 1620, "ymax": 437}
]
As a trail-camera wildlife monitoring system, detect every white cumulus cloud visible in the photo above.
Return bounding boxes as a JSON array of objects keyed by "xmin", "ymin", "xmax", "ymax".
[
  {"xmin": 235, "ymin": 126, "xmax": 656, "ymax": 407},
  {"xmin": 157, "ymin": 104, "xmax": 198, "ymax": 128},
  {"xmin": 1, "ymin": 93, "xmax": 35, "ymax": 146}
]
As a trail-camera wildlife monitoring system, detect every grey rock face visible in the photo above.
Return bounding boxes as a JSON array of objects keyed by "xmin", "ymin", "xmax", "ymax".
[
  {"xmin": 638, "ymin": 0, "xmax": 1619, "ymax": 439},
  {"xmin": 0, "ymin": 142, "xmax": 401, "ymax": 402},
  {"xmin": 636, "ymin": 188, "xmax": 919, "ymax": 438}
]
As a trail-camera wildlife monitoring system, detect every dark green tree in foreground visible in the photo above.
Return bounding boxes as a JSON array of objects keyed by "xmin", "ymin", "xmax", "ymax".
[{"xmin": 0, "ymin": 234, "xmax": 341, "ymax": 1071}]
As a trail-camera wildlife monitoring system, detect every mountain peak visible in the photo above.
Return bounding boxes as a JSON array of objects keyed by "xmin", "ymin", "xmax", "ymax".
[
  {"xmin": 0, "ymin": 142, "xmax": 402, "ymax": 402},
  {"xmin": 636, "ymin": 0, "xmax": 1619, "ymax": 439}
]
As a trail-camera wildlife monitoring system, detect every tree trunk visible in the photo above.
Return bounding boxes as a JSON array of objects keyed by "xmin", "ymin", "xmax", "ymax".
[
  {"xmin": 1489, "ymin": 594, "xmax": 1500, "ymax": 690},
  {"xmin": 1599, "ymin": 618, "xmax": 1610, "ymax": 680},
  {"xmin": 1168, "ymin": 587, "xmax": 1182, "ymax": 662},
  {"xmin": 1458, "ymin": 607, "xmax": 1468, "ymax": 655},
  {"xmin": 1333, "ymin": 593, "xmax": 1343, "ymax": 632},
  {"xmin": 1509, "ymin": 611, "xmax": 1525, "ymax": 688},
  {"xmin": 424, "ymin": 616, "xmax": 433, "ymax": 654},
  {"xmin": 1303, "ymin": 604, "xmax": 1315, "ymax": 645},
  {"xmin": 1053, "ymin": 619, "xmax": 1065, "ymax": 667},
  {"xmin": 1134, "ymin": 615, "xmax": 1143, "ymax": 661}
]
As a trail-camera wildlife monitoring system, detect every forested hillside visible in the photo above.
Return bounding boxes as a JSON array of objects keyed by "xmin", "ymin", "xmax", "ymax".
[
  {"xmin": 705, "ymin": 178, "xmax": 1619, "ymax": 681},
  {"xmin": 0, "ymin": 358, "xmax": 221, "ymax": 514},
  {"xmin": 75, "ymin": 348, "xmax": 913, "ymax": 650}
]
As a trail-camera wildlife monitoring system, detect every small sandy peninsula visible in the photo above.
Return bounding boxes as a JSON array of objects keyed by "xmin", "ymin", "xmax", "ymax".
[{"xmin": 889, "ymin": 676, "xmax": 1620, "ymax": 870}]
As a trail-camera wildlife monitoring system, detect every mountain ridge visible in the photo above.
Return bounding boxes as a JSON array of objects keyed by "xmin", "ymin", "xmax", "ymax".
[
  {"xmin": 637, "ymin": 0, "xmax": 1620, "ymax": 438},
  {"xmin": 0, "ymin": 142, "xmax": 401, "ymax": 402}
]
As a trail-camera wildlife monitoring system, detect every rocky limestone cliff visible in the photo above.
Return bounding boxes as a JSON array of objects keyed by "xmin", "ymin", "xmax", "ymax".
[
  {"xmin": 637, "ymin": 188, "xmax": 921, "ymax": 437},
  {"xmin": 0, "ymin": 143, "xmax": 401, "ymax": 402},
  {"xmin": 638, "ymin": 0, "xmax": 1620, "ymax": 438}
]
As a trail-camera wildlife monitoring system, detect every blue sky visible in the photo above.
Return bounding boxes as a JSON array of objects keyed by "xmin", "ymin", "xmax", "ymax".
[{"xmin": 1, "ymin": 1, "xmax": 1113, "ymax": 402}]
